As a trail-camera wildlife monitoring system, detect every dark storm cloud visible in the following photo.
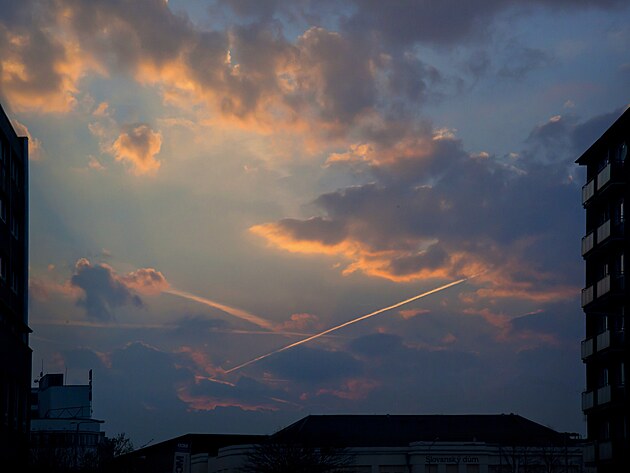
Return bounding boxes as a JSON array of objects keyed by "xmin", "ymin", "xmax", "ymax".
[
  {"xmin": 265, "ymin": 345, "xmax": 362, "ymax": 383},
  {"xmin": 70, "ymin": 259, "xmax": 143, "ymax": 320},
  {"xmin": 388, "ymin": 243, "xmax": 449, "ymax": 277},
  {"xmin": 278, "ymin": 217, "xmax": 347, "ymax": 246},
  {"xmin": 254, "ymin": 109, "xmax": 629, "ymax": 292}
]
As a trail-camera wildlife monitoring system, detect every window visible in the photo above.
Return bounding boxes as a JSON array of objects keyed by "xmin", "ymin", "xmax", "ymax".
[
  {"xmin": 621, "ymin": 362, "xmax": 625, "ymax": 386},
  {"xmin": 618, "ymin": 142, "xmax": 627, "ymax": 162},
  {"xmin": 10, "ymin": 158, "xmax": 18, "ymax": 183},
  {"xmin": 601, "ymin": 420, "xmax": 610, "ymax": 441},
  {"xmin": 10, "ymin": 215, "xmax": 18, "ymax": 239},
  {"xmin": 10, "ymin": 270, "xmax": 18, "ymax": 293},
  {"xmin": 600, "ymin": 367, "xmax": 609, "ymax": 387}
]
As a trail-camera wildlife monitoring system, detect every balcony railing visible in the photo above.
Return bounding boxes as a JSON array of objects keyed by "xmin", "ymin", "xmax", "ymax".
[
  {"xmin": 599, "ymin": 441, "xmax": 613, "ymax": 460},
  {"xmin": 597, "ymin": 274, "xmax": 611, "ymax": 297},
  {"xmin": 582, "ymin": 390, "xmax": 594, "ymax": 410},
  {"xmin": 582, "ymin": 179, "xmax": 595, "ymax": 204},
  {"xmin": 597, "ymin": 384, "xmax": 611, "ymax": 405},
  {"xmin": 596, "ymin": 219, "xmax": 611, "ymax": 243},
  {"xmin": 597, "ymin": 163, "xmax": 611, "ymax": 189},
  {"xmin": 596, "ymin": 330, "xmax": 611, "ymax": 351},
  {"xmin": 581, "ymin": 337, "xmax": 594, "ymax": 359},
  {"xmin": 581, "ymin": 285, "xmax": 594, "ymax": 307},
  {"xmin": 582, "ymin": 231, "xmax": 595, "ymax": 256}
]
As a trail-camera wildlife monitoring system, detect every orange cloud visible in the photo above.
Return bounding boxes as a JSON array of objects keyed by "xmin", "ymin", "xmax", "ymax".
[
  {"xmin": 399, "ymin": 308, "xmax": 431, "ymax": 319},
  {"xmin": 315, "ymin": 377, "xmax": 379, "ymax": 401},
  {"xmin": 251, "ymin": 220, "xmax": 482, "ymax": 282},
  {"xmin": 275, "ymin": 313, "xmax": 321, "ymax": 332},
  {"xmin": 111, "ymin": 124, "xmax": 162, "ymax": 175},
  {"xmin": 122, "ymin": 267, "xmax": 170, "ymax": 295}
]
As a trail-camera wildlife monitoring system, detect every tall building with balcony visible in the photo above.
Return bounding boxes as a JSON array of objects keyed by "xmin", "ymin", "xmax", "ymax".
[
  {"xmin": 577, "ymin": 107, "xmax": 629, "ymax": 472},
  {"xmin": 0, "ymin": 103, "xmax": 30, "ymax": 465}
]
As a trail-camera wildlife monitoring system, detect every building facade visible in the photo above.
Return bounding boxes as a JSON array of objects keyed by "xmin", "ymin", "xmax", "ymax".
[
  {"xmin": 577, "ymin": 106, "xmax": 630, "ymax": 472},
  {"xmin": 29, "ymin": 372, "xmax": 105, "ymax": 468},
  {"xmin": 0, "ymin": 103, "xmax": 30, "ymax": 465}
]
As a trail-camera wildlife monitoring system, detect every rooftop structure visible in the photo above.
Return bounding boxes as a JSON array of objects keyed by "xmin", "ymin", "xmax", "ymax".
[{"xmin": 29, "ymin": 372, "xmax": 105, "ymax": 469}]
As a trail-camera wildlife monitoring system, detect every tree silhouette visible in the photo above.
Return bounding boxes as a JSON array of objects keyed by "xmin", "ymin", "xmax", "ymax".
[{"xmin": 241, "ymin": 441, "xmax": 353, "ymax": 473}]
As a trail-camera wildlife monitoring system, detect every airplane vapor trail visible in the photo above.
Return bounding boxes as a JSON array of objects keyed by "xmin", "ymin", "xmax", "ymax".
[
  {"xmin": 223, "ymin": 277, "xmax": 469, "ymax": 375},
  {"xmin": 164, "ymin": 288, "xmax": 275, "ymax": 330}
]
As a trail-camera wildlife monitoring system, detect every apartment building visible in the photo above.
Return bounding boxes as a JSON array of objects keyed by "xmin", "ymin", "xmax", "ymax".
[
  {"xmin": 577, "ymin": 106, "xmax": 630, "ymax": 472},
  {"xmin": 0, "ymin": 102, "xmax": 30, "ymax": 465}
]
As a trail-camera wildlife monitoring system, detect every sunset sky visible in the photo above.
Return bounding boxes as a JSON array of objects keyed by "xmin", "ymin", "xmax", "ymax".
[{"xmin": 2, "ymin": 0, "xmax": 629, "ymax": 446}]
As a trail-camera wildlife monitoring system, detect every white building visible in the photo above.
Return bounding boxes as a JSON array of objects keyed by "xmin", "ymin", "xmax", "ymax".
[{"xmin": 29, "ymin": 372, "xmax": 104, "ymax": 467}]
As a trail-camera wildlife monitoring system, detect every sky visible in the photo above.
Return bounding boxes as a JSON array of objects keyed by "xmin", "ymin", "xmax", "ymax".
[{"xmin": 1, "ymin": 0, "xmax": 629, "ymax": 447}]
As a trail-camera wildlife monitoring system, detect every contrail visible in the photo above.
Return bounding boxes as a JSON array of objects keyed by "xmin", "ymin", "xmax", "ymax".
[
  {"xmin": 223, "ymin": 276, "xmax": 470, "ymax": 375},
  {"xmin": 165, "ymin": 288, "xmax": 275, "ymax": 330}
]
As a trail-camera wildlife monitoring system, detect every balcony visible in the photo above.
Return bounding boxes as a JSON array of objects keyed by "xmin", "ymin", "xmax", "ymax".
[
  {"xmin": 599, "ymin": 441, "xmax": 612, "ymax": 460},
  {"xmin": 581, "ymin": 285, "xmax": 594, "ymax": 307},
  {"xmin": 597, "ymin": 384, "xmax": 611, "ymax": 405},
  {"xmin": 581, "ymin": 231, "xmax": 595, "ymax": 256},
  {"xmin": 596, "ymin": 330, "xmax": 611, "ymax": 352},
  {"xmin": 582, "ymin": 390, "xmax": 594, "ymax": 410},
  {"xmin": 582, "ymin": 179, "xmax": 595, "ymax": 204},
  {"xmin": 596, "ymin": 220, "xmax": 611, "ymax": 243},
  {"xmin": 597, "ymin": 163, "xmax": 611, "ymax": 190},
  {"xmin": 581, "ymin": 337, "xmax": 594, "ymax": 360},
  {"xmin": 593, "ymin": 274, "xmax": 625, "ymax": 302},
  {"xmin": 597, "ymin": 274, "xmax": 611, "ymax": 297}
]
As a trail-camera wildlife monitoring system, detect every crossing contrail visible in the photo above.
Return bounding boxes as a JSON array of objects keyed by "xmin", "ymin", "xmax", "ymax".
[
  {"xmin": 223, "ymin": 276, "xmax": 470, "ymax": 375},
  {"xmin": 164, "ymin": 288, "xmax": 275, "ymax": 330}
]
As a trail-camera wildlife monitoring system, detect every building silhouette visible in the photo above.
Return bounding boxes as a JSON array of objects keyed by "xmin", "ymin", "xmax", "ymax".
[
  {"xmin": 0, "ymin": 103, "xmax": 30, "ymax": 465},
  {"xmin": 118, "ymin": 414, "xmax": 586, "ymax": 473},
  {"xmin": 577, "ymin": 106, "xmax": 630, "ymax": 472}
]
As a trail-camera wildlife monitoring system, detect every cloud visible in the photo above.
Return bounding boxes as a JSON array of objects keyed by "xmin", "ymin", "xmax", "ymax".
[
  {"xmin": 70, "ymin": 258, "xmax": 144, "ymax": 320},
  {"xmin": 121, "ymin": 267, "xmax": 170, "ymax": 295},
  {"xmin": 275, "ymin": 313, "xmax": 321, "ymax": 332},
  {"xmin": 264, "ymin": 345, "xmax": 362, "ymax": 383},
  {"xmin": 250, "ymin": 107, "xmax": 604, "ymax": 305},
  {"xmin": 111, "ymin": 124, "xmax": 162, "ymax": 175},
  {"xmin": 10, "ymin": 119, "xmax": 43, "ymax": 159}
]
